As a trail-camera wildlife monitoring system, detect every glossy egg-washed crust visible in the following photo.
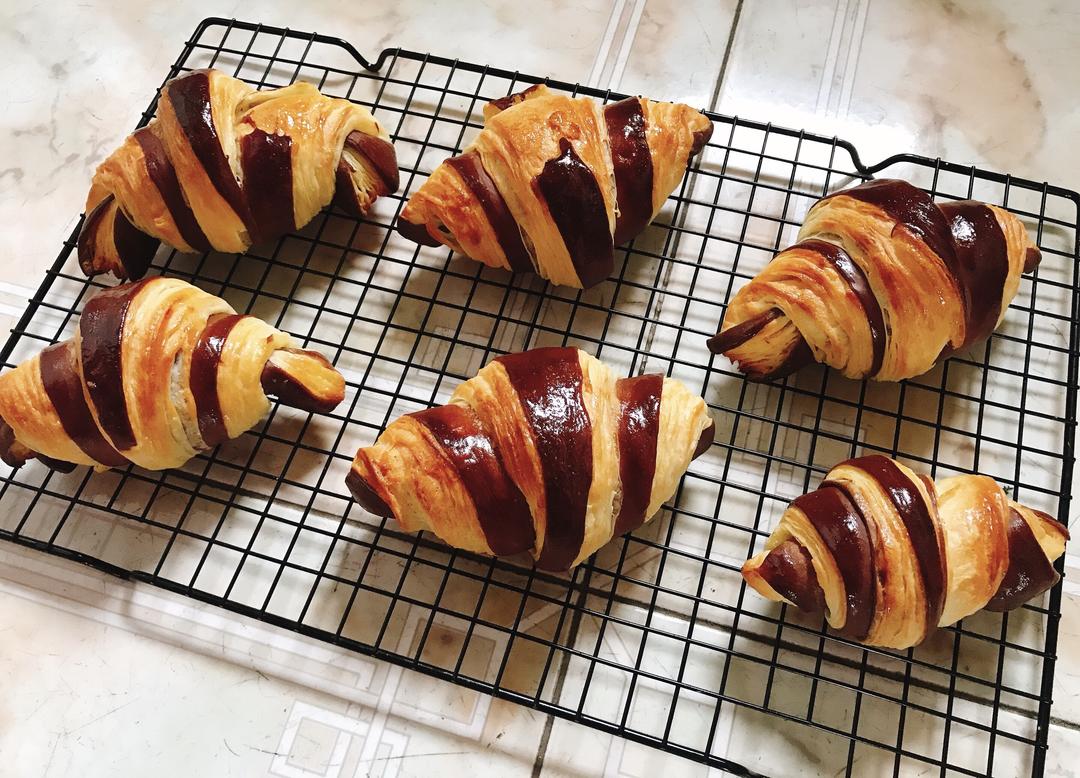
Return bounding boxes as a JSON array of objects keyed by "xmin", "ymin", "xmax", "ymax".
[
  {"xmin": 709, "ymin": 179, "xmax": 1041, "ymax": 382},
  {"xmin": 396, "ymin": 84, "xmax": 713, "ymax": 289},
  {"xmin": 743, "ymin": 455, "xmax": 1069, "ymax": 649},
  {"xmin": 79, "ymin": 68, "xmax": 399, "ymax": 281},
  {"xmin": 0, "ymin": 278, "xmax": 345, "ymax": 473},
  {"xmin": 348, "ymin": 347, "xmax": 715, "ymax": 571}
]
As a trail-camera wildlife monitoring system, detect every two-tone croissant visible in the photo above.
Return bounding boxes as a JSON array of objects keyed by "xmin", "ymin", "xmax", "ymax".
[
  {"xmin": 79, "ymin": 68, "xmax": 399, "ymax": 281},
  {"xmin": 0, "ymin": 278, "xmax": 345, "ymax": 472},
  {"xmin": 709, "ymin": 179, "xmax": 1041, "ymax": 381},
  {"xmin": 396, "ymin": 84, "xmax": 713, "ymax": 289},
  {"xmin": 743, "ymin": 455, "xmax": 1068, "ymax": 649},
  {"xmin": 347, "ymin": 347, "xmax": 714, "ymax": 571}
]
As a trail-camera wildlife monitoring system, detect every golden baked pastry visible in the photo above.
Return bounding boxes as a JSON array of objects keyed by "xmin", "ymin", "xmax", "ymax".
[
  {"xmin": 709, "ymin": 179, "xmax": 1041, "ymax": 381},
  {"xmin": 79, "ymin": 68, "xmax": 398, "ymax": 281},
  {"xmin": 743, "ymin": 455, "xmax": 1068, "ymax": 649},
  {"xmin": 348, "ymin": 346, "xmax": 714, "ymax": 570},
  {"xmin": 0, "ymin": 278, "xmax": 345, "ymax": 472},
  {"xmin": 396, "ymin": 84, "xmax": 713, "ymax": 288}
]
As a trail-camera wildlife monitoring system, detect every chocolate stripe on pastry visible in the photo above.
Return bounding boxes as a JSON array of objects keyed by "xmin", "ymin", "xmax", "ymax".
[
  {"xmin": 534, "ymin": 139, "xmax": 614, "ymax": 289},
  {"xmin": 799, "ymin": 239, "xmax": 887, "ymax": 377},
  {"xmin": 413, "ymin": 404, "xmax": 535, "ymax": 556},
  {"xmin": 498, "ymin": 347, "xmax": 591, "ymax": 570},
  {"xmin": 77, "ymin": 196, "xmax": 116, "ymax": 276},
  {"xmin": 757, "ymin": 538, "xmax": 826, "ymax": 614},
  {"xmin": 707, "ymin": 308, "xmax": 782, "ymax": 354},
  {"xmin": 937, "ymin": 201, "xmax": 1010, "ymax": 347},
  {"xmin": 189, "ymin": 314, "xmax": 246, "ymax": 447},
  {"xmin": 758, "ymin": 336, "xmax": 815, "ymax": 382},
  {"xmin": 39, "ymin": 454, "xmax": 78, "ymax": 473},
  {"xmin": 79, "ymin": 280, "xmax": 150, "ymax": 452},
  {"xmin": 840, "ymin": 455, "xmax": 945, "ymax": 631},
  {"xmin": 985, "ymin": 508, "xmax": 1062, "ymax": 612},
  {"xmin": 112, "ymin": 203, "xmax": 160, "ymax": 281},
  {"xmin": 333, "ymin": 158, "xmax": 365, "ymax": 217},
  {"xmin": 133, "ymin": 127, "xmax": 211, "ymax": 252},
  {"xmin": 604, "ymin": 98, "xmax": 654, "ymax": 245},
  {"xmin": 240, "ymin": 128, "xmax": 295, "ymax": 245},
  {"xmin": 446, "ymin": 151, "xmax": 534, "ymax": 273},
  {"xmin": 166, "ymin": 71, "xmax": 251, "ymax": 228},
  {"xmin": 39, "ymin": 342, "xmax": 128, "ymax": 467},
  {"xmin": 613, "ymin": 374, "xmax": 662, "ymax": 538},
  {"xmin": 792, "ymin": 485, "xmax": 876, "ymax": 640},
  {"xmin": 831, "ymin": 179, "xmax": 956, "ymax": 271}
]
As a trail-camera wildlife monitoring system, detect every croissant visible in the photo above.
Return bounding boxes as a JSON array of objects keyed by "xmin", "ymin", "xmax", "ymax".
[
  {"xmin": 396, "ymin": 84, "xmax": 713, "ymax": 289},
  {"xmin": 0, "ymin": 278, "xmax": 345, "ymax": 473},
  {"xmin": 347, "ymin": 346, "xmax": 714, "ymax": 571},
  {"xmin": 708, "ymin": 179, "xmax": 1041, "ymax": 381},
  {"xmin": 742, "ymin": 455, "xmax": 1069, "ymax": 649},
  {"xmin": 78, "ymin": 68, "xmax": 399, "ymax": 281}
]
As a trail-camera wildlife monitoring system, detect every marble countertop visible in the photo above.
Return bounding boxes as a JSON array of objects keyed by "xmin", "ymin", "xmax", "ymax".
[{"xmin": 2, "ymin": 1, "xmax": 1079, "ymax": 776}]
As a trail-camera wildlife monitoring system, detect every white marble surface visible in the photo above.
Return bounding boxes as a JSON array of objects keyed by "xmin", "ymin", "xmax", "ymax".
[{"xmin": 1, "ymin": 1, "xmax": 1078, "ymax": 776}]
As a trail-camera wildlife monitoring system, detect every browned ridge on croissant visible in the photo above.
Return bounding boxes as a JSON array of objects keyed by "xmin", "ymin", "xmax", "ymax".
[
  {"xmin": 0, "ymin": 278, "xmax": 345, "ymax": 473},
  {"xmin": 743, "ymin": 455, "xmax": 1069, "ymax": 648},
  {"xmin": 347, "ymin": 347, "xmax": 715, "ymax": 571},
  {"xmin": 395, "ymin": 84, "xmax": 714, "ymax": 289},
  {"xmin": 79, "ymin": 69, "xmax": 399, "ymax": 281},
  {"xmin": 709, "ymin": 179, "xmax": 1042, "ymax": 382}
]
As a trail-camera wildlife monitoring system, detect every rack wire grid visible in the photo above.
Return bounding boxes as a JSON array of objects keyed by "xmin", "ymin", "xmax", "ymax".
[{"xmin": 1, "ymin": 17, "xmax": 1077, "ymax": 778}]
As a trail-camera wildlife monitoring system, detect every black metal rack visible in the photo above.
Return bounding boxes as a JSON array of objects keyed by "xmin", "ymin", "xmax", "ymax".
[{"xmin": 1, "ymin": 18, "xmax": 1076, "ymax": 778}]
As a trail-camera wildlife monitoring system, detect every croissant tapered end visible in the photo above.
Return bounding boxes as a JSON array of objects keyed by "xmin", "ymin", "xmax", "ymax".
[
  {"xmin": 712, "ymin": 179, "xmax": 1042, "ymax": 382},
  {"xmin": 743, "ymin": 455, "xmax": 1069, "ymax": 649},
  {"xmin": 983, "ymin": 504, "xmax": 1069, "ymax": 612},
  {"xmin": 77, "ymin": 194, "xmax": 160, "ymax": 281},
  {"xmin": 397, "ymin": 87, "xmax": 712, "ymax": 289},
  {"xmin": 0, "ymin": 416, "xmax": 36, "ymax": 468},
  {"xmin": 345, "ymin": 461, "xmax": 395, "ymax": 519},
  {"xmin": 333, "ymin": 131, "xmax": 400, "ymax": 216},
  {"xmin": 743, "ymin": 539, "xmax": 828, "ymax": 615},
  {"xmin": 260, "ymin": 348, "xmax": 345, "ymax": 414},
  {"xmin": 81, "ymin": 69, "xmax": 395, "ymax": 280},
  {"xmin": 484, "ymin": 83, "xmax": 548, "ymax": 119},
  {"xmin": 0, "ymin": 278, "xmax": 343, "ymax": 473},
  {"xmin": 348, "ymin": 347, "xmax": 713, "ymax": 570}
]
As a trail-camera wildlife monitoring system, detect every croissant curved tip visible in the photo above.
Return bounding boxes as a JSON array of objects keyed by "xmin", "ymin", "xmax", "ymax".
[
  {"xmin": 692, "ymin": 420, "xmax": 715, "ymax": 460},
  {"xmin": 395, "ymin": 215, "xmax": 442, "ymax": 247},
  {"xmin": 690, "ymin": 122, "xmax": 714, "ymax": 157},
  {"xmin": 345, "ymin": 465, "xmax": 394, "ymax": 519},
  {"xmin": 1024, "ymin": 246, "xmax": 1042, "ymax": 273},
  {"xmin": 260, "ymin": 348, "xmax": 345, "ymax": 414},
  {"xmin": 0, "ymin": 416, "xmax": 33, "ymax": 469}
]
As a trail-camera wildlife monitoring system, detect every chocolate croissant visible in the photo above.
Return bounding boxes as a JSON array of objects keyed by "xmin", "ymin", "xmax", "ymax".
[
  {"xmin": 0, "ymin": 278, "xmax": 345, "ymax": 473},
  {"xmin": 347, "ymin": 347, "xmax": 714, "ymax": 571},
  {"xmin": 709, "ymin": 179, "xmax": 1041, "ymax": 381},
  {"xmin": 79, "ymin": 68, "xmax": 399, "ymax": 281},
  {"xmin": 396, "ymin": 84, "xmax": 713, "ymax": 289},
  {"xmin": 743, "ymin": 455, "xmax": 1068, "ymax": 649}
]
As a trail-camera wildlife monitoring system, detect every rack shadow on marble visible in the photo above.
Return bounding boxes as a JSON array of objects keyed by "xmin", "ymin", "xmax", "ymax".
[{"xmin": 0, "ymin": 17, "xmax": 1077, "ymax": 778}]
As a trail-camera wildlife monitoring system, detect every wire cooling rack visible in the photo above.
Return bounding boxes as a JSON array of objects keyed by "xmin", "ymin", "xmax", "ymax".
[{"xmin": 1, "ymin": 17, "xmax": 1077, "ymax": 778}]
